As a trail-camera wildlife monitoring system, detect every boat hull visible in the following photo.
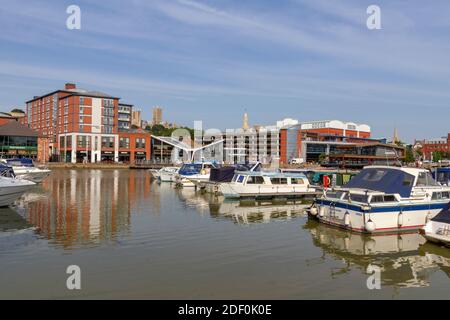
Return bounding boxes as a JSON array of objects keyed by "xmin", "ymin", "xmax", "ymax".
[
  {"xmin": 0, "ymin": 182, "xmax": 35, "ymax": 207},
  {"xmin": 314, "ymin": 199, "xmax": 447, "ymax": 234},
  {"xmin": 15, "ymin": 170, "xmax": 51, "ymax": 183},
  {"xmin": 220, "ymin": 183, "xmax": 315, "ymax": 199}
]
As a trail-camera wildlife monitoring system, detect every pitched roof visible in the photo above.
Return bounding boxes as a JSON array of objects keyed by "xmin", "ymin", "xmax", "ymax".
[{"xmin": 0, "ymin": 121, "xmax": 39, "ymax": 137}]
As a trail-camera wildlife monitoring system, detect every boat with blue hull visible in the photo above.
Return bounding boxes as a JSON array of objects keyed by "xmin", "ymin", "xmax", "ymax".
[{"xmin": 309, "ymin": 166, "xmax": 450, "ymax": 233}]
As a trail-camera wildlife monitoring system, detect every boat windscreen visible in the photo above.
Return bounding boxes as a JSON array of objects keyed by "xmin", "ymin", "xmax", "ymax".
[
  {"xmin": 344, "ymin": 168, "xmax": 414, "ymax": 198},
  {"xmin": 431, "ymin": 203, "xmax": 450, "ymax": 224},
  {"xmin": 179, "ymin": 164, "xmax": 202, "ymax": 175}
]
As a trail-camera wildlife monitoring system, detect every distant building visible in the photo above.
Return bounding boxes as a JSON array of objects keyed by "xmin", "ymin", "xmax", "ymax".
[
  {"xmin": 242, "ymin": 112, "xmax": 249, "ymax": 130},
  {"xmin": 131, "ymin": 109, "xmax": 142, "ymax": 128},
  {"xmin": 418, "ymin": 133, "xmax": 450, "ymax": 160},
  {"xmin": 118, "ymin": 103, "xmax": 133, "ymax": 132},
  {"xmin": 152, "ymin": 106, "xmax": 162, "ymax": 126}
]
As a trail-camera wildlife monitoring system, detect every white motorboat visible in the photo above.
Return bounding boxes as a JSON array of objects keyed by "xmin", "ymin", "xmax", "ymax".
[
  {"xmin": 219, "ymin": 171, "xmax": 316, "ymax": 199},
  {"xmin": 421, "ymin": 204, "xmax": 450, "ymax": 247},
  {"xmin": 158, "ymin": 167, "xmax": 180, "ymax": 182},
  {"xmin": 176, "ymin": 162, "xmax": 219, "ymax": 187},
  {"xmin": 1, "ymin": 158, "xmax": 51, "ymax": 183},
  {"xmin": 310, "ymin": 166, "xmax": 450, "ymax": 234},
  {"xmin": 0, "ymin": 176, "xmax": 36, "ymax": 207}
]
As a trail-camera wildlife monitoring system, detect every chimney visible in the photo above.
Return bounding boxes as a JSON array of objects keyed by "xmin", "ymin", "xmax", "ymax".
[{"xmin": 65, "ymin": 83, "xmax": 76, "ymax": 90}]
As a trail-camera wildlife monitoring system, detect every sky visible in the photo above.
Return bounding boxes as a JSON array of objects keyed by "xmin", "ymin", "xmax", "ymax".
[{"xmin": 0, "ymin": 0, "xmax": 449, "ymax": 142}]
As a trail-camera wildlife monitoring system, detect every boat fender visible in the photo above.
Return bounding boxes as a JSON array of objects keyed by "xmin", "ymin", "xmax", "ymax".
[
  {"xmin": 344, "ymin": 211, "xmax": 350, "ymax": 226},
  {"xmin": 365, "ymin": 219, "xmax": 376, "ymax": 233},
  {"xmin": 310, "ymin": 206, "xmax": 318, "ymax": 216},
  {"xmin": 201, "ymin": 169, "xmax": 206, "ymax": 175},
  {"xmin": 319, "ymin": 206, "xmax": 326, "ymax": 217},
  {"xmin": 425, "ymin": 211, "xmax": 432, "ymax": 224},
  {"xmin": 398, "ymin": 211, "xmax": 404, "ymax": 227}
]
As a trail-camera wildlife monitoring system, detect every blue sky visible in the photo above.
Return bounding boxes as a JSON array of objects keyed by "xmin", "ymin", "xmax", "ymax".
[{"xmin": 1, "ymin": 0, "xmax": 449, "ymax": 142}]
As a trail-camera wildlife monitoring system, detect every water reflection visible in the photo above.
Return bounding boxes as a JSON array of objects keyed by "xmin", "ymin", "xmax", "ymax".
[
  {"xmin": 14, "ymin": 169, "xmax": 152, "ymax": 248},
  {"xmin": 0, "ymin": 207, "xmax": 36, "ymax": 251},
  {"xmin": 304, "ymin": 219, "xmax": 450, "ymax": 288},
  {"xmin": 175, "ymin": 188, "xmax": 309, "ymax": 224}
]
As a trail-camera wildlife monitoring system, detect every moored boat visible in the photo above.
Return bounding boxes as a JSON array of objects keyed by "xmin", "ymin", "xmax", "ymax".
[
  {"xmin": 219, "ymin": 171, "xmax": 316, "ymax": 199},
  {"xmin": 1, "ymin": 158, "xmax": 51, "ymax": 183},
  {"xmin": 0, "ymin": 176, "xmax": 36, "ymax": 207},
  {"xmin": 176, "ymin": 162, "xmax": 219, "ymax": 187},
  {"xmin": 156, "ymin": 167, "xmax": 180, "ymax": 182},
  {"xmin": 421, "ymin": 204, "xmax": 450, "ymax": 247},
  {"xmin": 309, "ymin": 166, "xmax": 450, "ymax": 234}
]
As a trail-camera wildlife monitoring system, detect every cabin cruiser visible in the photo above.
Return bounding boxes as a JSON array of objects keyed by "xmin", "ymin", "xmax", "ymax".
[
  {"xmin": 421, "ymin": 203, "xmax": 450, "ymax": 247},
  {"xmin": 1, "ymin": 158, "xmax": 51, "ymax": 183},
  {"xmin": 149, "ymin": 167, "xmax": 180, "ymax": 182},
  {"xmin": 0, "ymin": 175, "xmax": 36, "ymax": 207},
  {"xmin": 175, "ymin": 162, "xmax": 219, "ymax": 187},
  {"xmin": 219, "ymin": 171, "xmax": 316, "ymax": 199},
  {"xmin": 310, "ymin": 166, "xmax": 450, "ymax": 233}
]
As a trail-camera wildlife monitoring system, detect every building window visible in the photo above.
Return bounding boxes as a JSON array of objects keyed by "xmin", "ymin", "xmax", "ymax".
[
  {"xmin": 119, "ymin": 137, "xmax": 130, "ymax": 148},
  {"xmin": 101, "ymin": 137, "xmax": 114, "ymax": 148},
  {"xmin": 135, "ymin": 138, "xmax": 145, "ymax": 149}
]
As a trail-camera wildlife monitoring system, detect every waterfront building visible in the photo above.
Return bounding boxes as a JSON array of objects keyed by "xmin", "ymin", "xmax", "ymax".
[
  {"xmin": 25, "ymin": 83, "xmax": 152, "ymax": 163},
  {"xmin": 323, "ymin": 142, "xmax": 405, "ymax": 168},
  {"xmin": 152, "ymin": 106, "xmax": 162, "ymax": 126},
  {"xmin": 418, "ymin": 134, "xmax": 450, "ymax": 161},
  {"xmin": 205, "ymin": 119, "xmax": 374, "ymax": 165},
  {"xmin": 0, "ymin": 120, "xmax": 40, "ymax": 159},
  {"xmin": 118, "ymin": 103, "xmax": 133, "ymax": 132}
]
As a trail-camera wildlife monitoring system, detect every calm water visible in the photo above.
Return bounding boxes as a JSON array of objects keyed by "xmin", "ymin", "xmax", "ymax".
[{"xmin": 1, "ymin": 169, "xmax": 450, "ymax": 299}]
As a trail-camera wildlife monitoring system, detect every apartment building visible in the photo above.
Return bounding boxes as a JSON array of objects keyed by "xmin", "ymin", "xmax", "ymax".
[
  {"xmin": 25, "ymin": 83, "xmax": 151, "ymax": 163},
  {"xmin": 418, "ymin": 133, "xmax": 450, "ymax": 160},
  {"xmin": 118, "ymin": 103, "xmax": 133, "ymax": 132}
]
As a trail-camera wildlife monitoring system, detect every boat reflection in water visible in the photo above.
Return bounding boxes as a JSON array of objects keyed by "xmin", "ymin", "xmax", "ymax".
[
  {"xmin": 304, "ymin": 220, "xmax": 450, "ymax": 288},
  {"xmin": 15, "ymin": 169, "xmax": 152, "ymax": 248},
  {"xmin": 0, "ymin": 207, "xmax": 37, "ymax": 250},
  {"xmin": 176, "ymin": 188, "xmax": 309, "ymax": 224}
]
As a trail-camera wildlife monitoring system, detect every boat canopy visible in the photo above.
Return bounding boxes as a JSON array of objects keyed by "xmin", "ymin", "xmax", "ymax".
[
  {"xmin": 344, "ymin": 167, "xmax": 414, "ymax": 198},
  {"xmin": 431, "ymin": 203, "xmax": 450, "ymax": 224},
  {"xmin": 0, "ymin": 163, "xmax": 15, "ymax": 178},
  {"xmin": 4, "ymin": 158, "xmax": 34, "ymax": 167}
]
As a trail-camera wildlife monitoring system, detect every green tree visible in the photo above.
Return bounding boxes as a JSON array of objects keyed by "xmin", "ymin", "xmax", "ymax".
[
  {"xmin": 404, "ymin": 146, "xmax": 415, "ymax": 163},
  {"xmin": 433, "ymin": 151, "xmax": 443, "ymax": 162}
]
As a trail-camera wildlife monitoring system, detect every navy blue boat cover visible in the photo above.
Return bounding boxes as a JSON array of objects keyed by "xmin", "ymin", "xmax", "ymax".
[
  {"xmin": 432, "ymin": 203, "xmax": 450, "ymax": 223},
  {"xmin": 0, "ymin": 163, "xmax": 15, "ymax": 178},
  {"xmin": 344, "ymin": 168, "xmax": 414, "ymax": 198}
]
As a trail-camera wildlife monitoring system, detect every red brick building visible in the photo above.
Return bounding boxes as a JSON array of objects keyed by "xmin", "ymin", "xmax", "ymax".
[
  {"xmin": 419, "ymin": 133, "xmax": 450, "ymax": 160},
  {"xmin": 25, "ymin": 83, "xmax": 151, "ymax": 163}
]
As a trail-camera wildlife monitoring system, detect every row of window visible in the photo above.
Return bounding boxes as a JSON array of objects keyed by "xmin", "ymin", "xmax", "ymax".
[{"xmin": 232, "ymin": 175, "xmax": 305, "ymax": 185}]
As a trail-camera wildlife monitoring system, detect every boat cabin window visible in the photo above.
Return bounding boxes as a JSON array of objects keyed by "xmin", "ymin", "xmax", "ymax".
[
  {"xmin": 234, "ymin": 175, "xmax": 245, "ymax": 183},
  {"xmin": 416, "ymin": 172, "xmax": 440, "ymax": 187},
  {"xmin": 246, "ymin": 176, "xmax": 265, "ymax": 184},
  {"xmin": 370, "ymin": 195, "xmax": 397, "ymax": 203},
  {"xmin": 291, "ymin": 178, "xmax": 304, "ymax": 185},
  {"xmin": 232, "ymin": 174, "xmax": 238, "ymax": 182},
  {"xmin": 271, "ymin": 178, "xmax": 288, "ymax": 185},
  {"xmin": 326, "ymin": 191, "xmax": 345, "ymax": 199},
  {"xmin": 350, "ymin": 194, "xmax": 368, "ymax": 203},
  {"xmin": 402, "ymin": 176, "xmax": 414, "ymax": 187},
  {"xmin": 432, "ymin": 192, "xmax": 450, "ymax": 200}
]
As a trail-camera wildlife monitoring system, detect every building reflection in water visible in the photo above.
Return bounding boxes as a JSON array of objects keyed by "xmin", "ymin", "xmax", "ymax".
[
  {"xmin": 19, "ymin": 169, "xmax": 151, "ymax": 248},
  {"xmin": 304, "ymin": 219, "xmax": 450, "ymax": 289}
]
